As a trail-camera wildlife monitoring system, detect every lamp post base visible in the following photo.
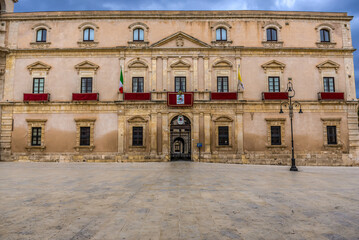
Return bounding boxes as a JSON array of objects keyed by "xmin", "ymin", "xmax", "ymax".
[{"xmin": 290, "ymin": 158, "xmax": 298, "ymax": 171}]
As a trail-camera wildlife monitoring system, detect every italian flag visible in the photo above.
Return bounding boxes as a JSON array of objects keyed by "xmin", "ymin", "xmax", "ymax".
[{"xmin": 119, "ymin": 67, "xmax": 124, "ymax": 93}]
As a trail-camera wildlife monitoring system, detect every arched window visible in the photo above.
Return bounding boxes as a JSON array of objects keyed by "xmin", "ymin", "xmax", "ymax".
[
  {"xmin": 266, "ymin": 28, "xmax": 277, "ymax": 41},
  {"xmin": 36, "ymin": 29, "xmax": 47, "ymax": 42},
  {"xmin": 83, "ymin": 28, "xmax": 94, "ymax": 41},
  {"xmin": 320, "ymin": 29, "xmax": 330, "ymax": 42},
  {"xmin": 216, "ymin": 28, "xmax": 227, "ymax": 41},
  {"xmin": 133, "ymin": 28, "xmax": 144, "ymax": 41}
]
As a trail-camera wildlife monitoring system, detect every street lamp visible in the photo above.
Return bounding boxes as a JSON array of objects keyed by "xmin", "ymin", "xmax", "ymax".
[{"xmin": 279, "ymin": 78, "xmax": 303, "ymax": 171}]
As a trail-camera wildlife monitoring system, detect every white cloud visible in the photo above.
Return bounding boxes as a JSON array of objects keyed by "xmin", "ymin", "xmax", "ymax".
[
  {"xmin": 102, "ymin": 3, "xmax": 125, "ymax": 10},
  {"xmin": 275, "ymin": 0, "xmax": 296, "ymax": 8}
]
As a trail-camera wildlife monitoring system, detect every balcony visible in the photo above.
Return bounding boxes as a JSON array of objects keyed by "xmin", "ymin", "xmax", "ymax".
[
  {"xmin": 318, "ymin": 92, "xmax": 344, "ymax": 101},
  {"xmin": 167, "ymin": 92, "xmax": 194, "ymax": 107},
  {"xmin": 72, "ymin": 93, "xmax": 99, "ymax": 101},
  {"xmin": 262, "ymin": 92, "xmax": 288, "ymax": 100},
  {"xmin": 124, "ymin": 93, "xmax": 151, "ymax": 101},
  {"xmin": 211, "ymin": 92, "xmax": 238, "ymax": 100},
  {"xmin": 23, "ymin": 93, "xmax": 50, "ymax": 102}
]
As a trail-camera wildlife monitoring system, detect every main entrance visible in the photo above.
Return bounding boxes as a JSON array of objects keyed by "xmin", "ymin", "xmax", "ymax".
[{"xmin": 170, "ymin": 115, "xmax": 191, "ymax": 161}]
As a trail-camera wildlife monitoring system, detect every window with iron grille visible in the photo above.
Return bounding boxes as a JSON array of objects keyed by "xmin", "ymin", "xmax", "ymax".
[
  {"xmin": 33, "ymin": 78, "xmax": 44, "ymax": 94},
  {"xmin": 218, "ymin": 126, "xmax": 229, "ymax": 146},
  {"xmin": 323, "ymin": 77, "xmax": 335, "ymax": 92},
  {"xmin": 216, "ymin": 28, "xmax": 227, "ymax": 41},
  {"xmin": 320, "ymin": 29, "xmax": 330, "ymax": 42},
  {"xmin": 266, "ymin": 28, "xmax": 277, "ymax": 41},
  {"xmin": 327, "ymin": 126, "xmax": 337, "ymax": 145},
  {"xmin": 81, "ymin": 78, "xmax": 93, "ymax": 93},
  {"xmin": 133, "ymin": 28, "xmax": 144, "ymax": 41},
  {"xmin": 31, "ymin": 127, "xmax": 42, "ymax": 146},
  {"xmin": 217, "ymin": 77, "xmax": 229, "ymax": 92},
  {"xmin": 132, "ymin": 77, "xmax": 144, "ymax": 93},
  {"xmin": 271, "ymin": 126, "xmax": 281, "ymax": 145},
  {"xmin": 133, "ymin": 127, "xmax": 143, "ymax": 146},
  {"xmin": 80, "ymin": 127, "xmax": 90, "ymax": 146},
  {"xmin": 36, "ymin": 29, "xmax": 47, "ymax": 42},
  {"xmin": 175, "ymin": 77, "xmax": 186, "ymax": 92},
  {"xmin": 268, "ymin": 77, "xmax": 280, "ymax": 92},
  {"xmin": 83, "ymin": 28, "xmax": 94, "ymax": 41}
]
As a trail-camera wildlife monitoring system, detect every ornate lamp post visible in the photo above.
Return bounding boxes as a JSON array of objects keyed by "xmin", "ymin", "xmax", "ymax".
[{"xmin": 279, "ymin": 78, "xmax": 303, "ymax": 171}]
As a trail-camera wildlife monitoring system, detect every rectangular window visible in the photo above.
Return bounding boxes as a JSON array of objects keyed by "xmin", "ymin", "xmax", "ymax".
[
  {"xmin": 327, "ymin": 126, "xmax": 337, "ymax": 145},
  {"xmin": 268, "ymin": 77, "xmax": 280, "ymax": 92},
  {"xmin": 217, "ymin": 76, "xmax": 229, "ymax": 92},
  {"xmin": 323, "ymin": 77, "xmax": 335, "ymax": 93},
  {"xmin": 271, "ymin": 126, "xmax": 281, "ymax": 145},
  {"xmin": 31, "ymin": 127, "xmax": 42, "ymax": 146},
  {"xmin": 33, "ymin": 78, "xmax": 44, "ymax": 94},
  {"xmin": 218, "ymin": 126, "xmax": 229, "ymax": 146},
  {"xmin": 175, "ymin": 77, "xmax": 186, "ymax": 92},
  {"xmin": 133, "ymin": 127, "xmax": 143, "ymax": 146},
  {"xmin": 80, "ymin": 127, "xmax": 90, "ymax": 146},
  {"xmin": 132, "ymin": 77, "xmax": 144, "ymax": 93},
  {"xmin": 81, "ymin": 78, "xmax": 93, "ymax": 93}
]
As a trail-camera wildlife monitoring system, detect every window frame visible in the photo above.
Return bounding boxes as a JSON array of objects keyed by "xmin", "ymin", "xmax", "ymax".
[
  {"xmin": 31, "ymin": 127, "xmax": 42, "ymax": 146},
  {"xmin": 133, "ymin": 28, "xmax": 144, "ymax": 41},
  {"xmin": 217, "ymin": 76, "xmax": 229, "ymax": 92},
  {"xmin": 81, "ymin": 77, "xmax": 93, "ymax": 93},
  {"xmin": 175, "ymin": 76, "xmax": 186, "ymax": 92},
  {"xmin": 216, "ymin": 28, "xmax": 227, "ymax": 41},
  {"xmin": 268, "ymin": 76, "xmax": 280, "ymax": 92},
  {"xmin": 74, "ymin": 118, "xmax": 96, "ymax": 152},
  {"xmin": 132, "ymin": 126, "xmax": 143, "ymax": 146},
  {"xmin": 323, "ymin": 77, "xmax": 335, "ymax": 93},
  {"xmin": 266, "ymin": 28, "xmax": 278, "ymax": 42},
  {"xmin": 80, "ymin": 127, "xmax": 91, "ymax": 146},
  {"xmin": 218, "ymin": 126, "xmax": 229, "ymax": 146},
  {"xmin": 270, "ymin": 126, "xmax": 281, "ymax": 145},
  {"xmin": 132, "ymin": 77, "xmax": 144, "ymax": 93},
  {"xmin": 327, "ymin": 126, "xmax": 337, "ymax": 145},
  {"xmin": 33, "ymin": 78, "xmax": 45, "ymax": 94},
  {"xmin": 36, "ymin": 29, "xmax": 47, "ymax": 42},
  {"xmin": 83, "ymin": 28, "xmax": 95, "ymax": 42},
  {"xmin": 26, "ymin": 119, "xmax": 47, "ymax": 151},
  {"xmin": 265, "ymin": 118, "xmax": 286, "ymax": 148},
  {"xmin": 320, "ymin": 29, "xmax": 330, "ymax": 43}
]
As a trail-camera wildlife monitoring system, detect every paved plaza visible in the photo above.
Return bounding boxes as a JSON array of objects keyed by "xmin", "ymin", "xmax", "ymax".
[{"xmin": 0, "ymin": 162, "xmax": 358, "ymax": 240}]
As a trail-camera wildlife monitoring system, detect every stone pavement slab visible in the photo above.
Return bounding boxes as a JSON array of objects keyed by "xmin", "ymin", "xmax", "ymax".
[{"xmin": 0, "ymin": 162, "xmax": 358, "ymax": 240}]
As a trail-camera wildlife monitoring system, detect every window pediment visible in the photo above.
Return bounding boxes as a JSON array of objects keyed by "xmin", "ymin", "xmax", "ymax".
[
  {"xmin": 261, "ymin": 60, "xmax": 286, "ymax": 73},
  {"xmin": 213, "ymin": 59, "xmax": 233, "ymax": 69},
  {"xmin": 262, "ymin": 21, "xmax": 282, "ymax": 30},
  {"xmin": 128, "ymin": 116, "xmax": 148, "ymax": 123},
  {"xmin": 170, "ymin": 59, "xmax": 191, "ymax": 69},
  {"xmin": 151, "ymin": 31, "xmax": 211, "ymax": 48},
  {"xmin": 75, "ymin": 61, "xmax": 99, "ymax": 74},
  {"xmin": 315, "ymin": 23, "xmax": 335, "ymax": 31},
  {"xmin": 27, "ymin": 61, "xmax": 52, "ymax": 74},
  {"xmin": 128, "ymin": 22, "xmax": 149, "ymax": 30},
  {"xmin": 316, "ymin": 60, "xmax": 340, "ymax": 73},
  {"xmin": 211, "ymin": 22, "xmax": 232, "ymax": 29},
  {"xmin": 31, "ymin": 23, "xmax": 52, "ymax": 31},
  {"xmin": 214, "ymin": 116, "xmax": 233, "ymax": 122},
  {"xmin": 128, "ymin": 58, "xmax": 148, "ymax": 69},
  {"xmin": 78, "ymin": 22, "xmax": 99, "ymax": 30}
]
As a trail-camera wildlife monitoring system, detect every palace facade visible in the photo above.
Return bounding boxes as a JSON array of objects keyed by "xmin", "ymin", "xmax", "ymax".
[{"xmin": 0, "ymin": 0, "xmax": 358, "ymax": 165}]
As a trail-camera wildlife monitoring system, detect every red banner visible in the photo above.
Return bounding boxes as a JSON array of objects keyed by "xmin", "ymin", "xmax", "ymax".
[
  {"xmin": 167, "ymin": 92, "xmax": 193, "ymax": 107},
  {"xmin": 72, "ymin": 93, "xmax": 99, "ymax": 101},
  {"xmin": 124, "ymin": 93, "xmax": 151, "ymax": 101},
  {"xmin": 262, "ymin": 92, "xmax": 289, "ymax": 100},
  {"xmin": 23, "ymin": 93, "xmax": 50, "ymax": 102},
  {"xmin": 318, "ymin": 92, "xmax": 344, "ymax": 100},
  {"xmin": 211, "ymin": 92, "xmax": 238, "ymax": 100}
]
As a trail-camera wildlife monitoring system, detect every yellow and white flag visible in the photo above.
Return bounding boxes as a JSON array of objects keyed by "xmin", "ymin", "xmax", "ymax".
[{"xmin": 238, "ymin": 65, "xmax": 244, "ymax": 90}]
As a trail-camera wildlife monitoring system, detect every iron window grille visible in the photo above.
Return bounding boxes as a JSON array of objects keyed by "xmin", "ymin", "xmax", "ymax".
[
  {"xmin": 217, "ymin": 76, "xmax": 229, "ymax": 92},
  {"xmin": 271, "ymin": 126, "xmax": 281, "ymax": 145},
  {"xmin": 133, "ymin": 127, "xmax": 143, "ymax": 146},
  {"xmin": 31, "ymin": 127, "xmax": 42, "ymax": 146},
  {"xmin": 80, "ymin": 127, "xmax": 91, "ymax": 146},
  {"xmin": 218, "ymin": 126, "xmax": 229, "ymax": 146}
]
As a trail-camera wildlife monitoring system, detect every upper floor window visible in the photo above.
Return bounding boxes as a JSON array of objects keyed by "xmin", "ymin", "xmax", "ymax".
[
  {"xmin": 217, "ymin": 76, "xmax": 228, "ymax": 92},
  {"xmin": 271, "ymin": 126, "xmax": 281, "ymax": 145},
  {"xmin": 81, "ymin": 77, "xmax": 93, "ymax": 93},
  {"xmin": 268, "ymin": 77, "xmax": 280, "ymax": 92},
  {"xmin": 33, "ymin": 78, "xmax": 44, "ymax": 94},
  {"xmin": 83, "ymin": 28, "xmax": 94, "ymax": 41},
  {"xmin": 323, "ymin": 77, "xmax": 335, "ymax": 92},
  {"xmin": 320, "ymin": 29, "xmax": 330, "ymax": 42},
  {"xmin": 36, "ymin": 29, "xmax": 47, "ymax": 42},
  {"xmin": 133, "ymin": 28, "xmax": 144, "ymax": 41},
  {"xmin": 175, "ymin": 77, "xmax": 186, "ymax": 92},
  {"xmin": 266, "ymin": 28, "xmax": 277, "ymax": 41},
  {"xmin": 132, "ymin": 77, "xmax": 144, "ymax": 93},
  {"xmin": 216, "ymin": 28, "xmax": 227, "ymax": 41}
]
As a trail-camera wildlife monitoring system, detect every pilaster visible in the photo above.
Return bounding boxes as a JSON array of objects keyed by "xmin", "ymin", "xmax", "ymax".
[
  {"xmin": 150, "ymin": 113, "xmax": 157, "ymax": 155},
  {"xmin": 193, "ymin": 113, "xmax": 200, "ymax": 161},
  {"xmin": 151, "ymin": 57, "xmax": 156, "ymax": 92},
  {"xmin": 204, "ymin": 57, "xmax": 210, "ymax": 91},
  {"xmin": 193, "ymin": 56, "xmax": 198, "ymax": 91},
  {"xmin": 162, "ymin": 57, "xmax": 168, "ymax": 91},
  {"xmin": 117, "ymin": 109, "xmax": 125, "ymax": 155},
  {"xmin": 204, "ymin": 113, "xmax": 211, "ymax": 155}
]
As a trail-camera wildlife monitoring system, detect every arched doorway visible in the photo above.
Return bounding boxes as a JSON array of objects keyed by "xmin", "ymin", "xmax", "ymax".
[{"xmin": 170, "ymin": 115, "xmax": 191, "ymax": 161}]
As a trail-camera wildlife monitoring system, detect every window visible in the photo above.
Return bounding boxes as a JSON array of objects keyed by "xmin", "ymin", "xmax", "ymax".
[
  {"xmin": 175, "ymin": 77, "xmax": 186, "ymax": 92},
  {"xmin": 81, "ymin": 78, "xmax": 93, "ymax": 93},
  {"xmin": 36, "ymin": 29, "xmax": 47, "ymax": 42},
  {"xmin": 216, "ymin": 28, "xmax": 227, "ymax": 41},
  {"xmin": 133, "ymin": 127, "xmax": 143, "ymax": 146},
  {"xmin": 266, "ymin": 28, "xmax": 277, "ymax": 41},
  {"xmin": 327, "ymin": 126, "xmax": 337, "ymax": 145},
  {"xmin": 133, "ymin": 28, "xmax": 144, "ymax": 41},
  {"xmin": 83, "ymin": 28, "xmax": 94, "ymax": 41},
  {"xmin": 268, "ymin": 77, "xmax": 280, "ymax": 92},
  {"xmin": 217, "ymin": 77, "xmax": 228, "ymax": 92},
  {"xmin": 320, "ymin": 29, "xmax": 330, "ymax": 42},
  {"xmin": 31, "ymin": 127, "xmax": 42, "ymax": 146},
  {"xmin": 218, "ymin": 126, "xmax": 229, "ymax": 146},
  {"xmin": 33, "ymin": 78, "xmax": 44, "ymax": 94},
  {"xmin": 80, "ymin": 127, "xmax": 91, "ymax": 146},
  {"xmin": 271, "ymin": 126, "xmax": 281, "ymax": 145},
  {"xmin": 323, "ymin": 77, "xmax": 335, "ymax": 92},
  {"xmin": 132, "ymin": 77, "xmax": 144, "ymax": 93}
]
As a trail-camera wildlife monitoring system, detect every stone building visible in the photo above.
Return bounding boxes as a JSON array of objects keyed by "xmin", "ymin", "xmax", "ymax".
[{"xmin": 0, "ymin": 0, "xmax": 358, "ymax": 165}]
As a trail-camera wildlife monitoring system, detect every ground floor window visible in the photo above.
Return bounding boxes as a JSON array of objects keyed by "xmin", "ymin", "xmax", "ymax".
[
  {"xmin": 133, "ymin": 127, "xmax": 143, "ymax": 146},
  {"xmin": 271, "ymin": 126, "xmax": 281, "ymax": 145},
  {"xmin": 327, "ymin": 126, "xmax": 337, "ymax": 145},
  {"xmin": 31, "ymin": 127, "xmax": 42, "ymax": 146},
  {"xmin": 74, "ymin": 118, "xmax": 96, "ymax": 151},
  {"xmin": 80, "ymin": 127, "xmax": 91, "ymax": 146},
  {"xmin": 218, "ymin": 126, "xmax": 229, "ymax": 145}
]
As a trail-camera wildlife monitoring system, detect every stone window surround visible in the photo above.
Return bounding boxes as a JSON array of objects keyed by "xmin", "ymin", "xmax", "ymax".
[
  {"xmin": 27, "ymin": 61, "xmax": 52, "ymax": 94},
  {"xmin": 127, "ymin": 116, "xmax": 148, "ymax": 151},
  {"xmin": 315, "ymin": 23, "xmax": 336, "ymax": 48},
  {"xmin": 321, "ymin": 118, "xmax": 342, "ymax": 149},
  {"xmin": 169, "ymin": 59, "xmax": 191, "ymax": 92},
  {"xmin": 210, "ymin": 22, "xmax": 233, "ymax": 46},
  {"xmin": 213, "ymin": 116, "xmax": 234, "ymax": 149},
  {"xmin": 77, "ymin": 22, "xmax": 99, "ymax": 48},
  {"xmin": 316, "ymin": 60, "xmax": 340, "ymax": 92},
  {"xmin": 74, "ymin": 61, "xmax": 99, "ymax": 94},
  {"xmin": 265, "ymin": 118, "xmax": 287, "ymax": 149},
  {"xmin": 262, "ymin": 22, "xmax": 283, "ymax": 48},
  {"xmin": 127, "ymin": 58, "xmax": 149, "ymax": 93},
  {"xmin": 30, "ymin": 23, "xmax": 52, "ymax": 49},
  {"xmin": 74, "ymin": 118, "xmax": 96, "ymax": 152},
  {"xmin": 212, "ymin": 59, "xmax": 234, "ymax": 92},
  {"xmin": 128, "ymin": 22, "xmax": 149, "ymax": 47},
  {"xmin": 25, "ymin": 119, "xmax": 47, "ymax": 152},
  {"xmin": 261, "ymin": 60, "xmax": 286, "ymax": 92}
]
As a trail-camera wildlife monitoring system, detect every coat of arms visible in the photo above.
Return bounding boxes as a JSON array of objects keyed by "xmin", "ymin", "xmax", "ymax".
[{"xmin": 176, "ymin": 91, "xmax": 185, "ymax": 105}]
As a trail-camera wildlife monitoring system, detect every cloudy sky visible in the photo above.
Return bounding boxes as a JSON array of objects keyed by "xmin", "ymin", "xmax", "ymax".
[{"xmin": 14, "ymin": 0, "xmax": 359, "ymax": 96}]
